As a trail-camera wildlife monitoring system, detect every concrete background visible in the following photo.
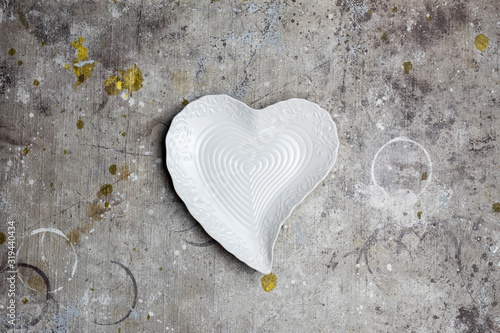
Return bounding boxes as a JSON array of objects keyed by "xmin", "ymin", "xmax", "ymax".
[{"xmin": 0, "ymin": 0, "xmax": 499, "ymax": 332}]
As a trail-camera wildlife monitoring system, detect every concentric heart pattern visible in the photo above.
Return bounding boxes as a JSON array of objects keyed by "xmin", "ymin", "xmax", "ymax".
[{"xmin": 166, "ymin": 95, "xmax": 339, "ymax": 273}]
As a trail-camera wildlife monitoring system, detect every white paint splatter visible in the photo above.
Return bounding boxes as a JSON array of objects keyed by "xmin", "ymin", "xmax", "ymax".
[
  {"xmin": 16, "ymin": 87, "xmax": 30, "ymax": 104},
  {"xmin": 31, "ymin": 227, "xmax": 78, "ymax": 279}
]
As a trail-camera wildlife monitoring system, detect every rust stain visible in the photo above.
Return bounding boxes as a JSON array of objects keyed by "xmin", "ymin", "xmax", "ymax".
[
  {"xmin": 117, "ymin": 165, "xmax": 131, "ymax": 181},
  {"xmin": 86, "ymin": 203, "xmax": 106, "ymax": 221},
  {"xmin": 67, "ymin": 229, "xmax": 81, "ymax": 245}
]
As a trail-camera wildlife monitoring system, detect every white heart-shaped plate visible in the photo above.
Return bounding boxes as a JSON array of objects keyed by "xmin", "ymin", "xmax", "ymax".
[{"xmin": 166, "ymin": 95, "xmax": 339, "ymax": 273}]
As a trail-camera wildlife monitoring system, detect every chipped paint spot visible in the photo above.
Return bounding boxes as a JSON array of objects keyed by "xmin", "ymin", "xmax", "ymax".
[
  {"xmin": 402, "ymin": 61, "xmax": 413, "ymax": 74},
  {"xmin": 261, "ymin": 273, "xmax": 277, "ymax": 292},
  {"xmin": 474, "ymin": 34, "xmax": 488, "ymax": 52},
  {"xmin": 71, "ymin": 37, "xmax": 95, "ymax": 90},
  {"xmin": 76, "ymin": 117, "xmax": 85, "ymax": 129},
  {"xmin": 98, "ymin": 184, "xmax": 113, "ymax": 197},
  {"xmin": 104, "ymin": 64, "xmax": 144, "ymax": 96},
  {"xmin": 493, "ymin": 202, "xmax": 500, "ymax": 213}
]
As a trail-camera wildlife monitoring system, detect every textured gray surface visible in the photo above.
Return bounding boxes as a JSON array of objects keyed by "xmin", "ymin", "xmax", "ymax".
[{"xmin": 0, "ymin": 0, "xmax": 499, "ymax": 332}]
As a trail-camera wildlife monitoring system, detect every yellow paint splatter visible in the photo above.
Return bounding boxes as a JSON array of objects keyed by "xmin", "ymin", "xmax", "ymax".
[
  {"xmin": 474, "ymin": 34, "xmax": 489, "ymax": 52},
  {"xmin": 121, "ymin": 131, "xmax": 126, "ymax": 137},
  {"xmin": 63, "ymin": 150, "xmax": 67, "ymax": 155},
  {"xmin": 493, "ymin": 202, "xmax": 500, "ymax": 213},
  {"xmin": 402, "ymin": 61, "xmax": 413, "ymax": 74},
  {"xmin": 147, "ymin": 314, "xmax": 151, "ymax": 320},
  {"xmin": 22, "ymin": 298, "xmax": 28, "ymax": 304},
  {"xmin": 8, "ymin": 48, "xmax": 16, "ymax": 56},
  {"xmin": 380, "ymin": 32, "xmax": 388, "ymax": 42},
  {"xmin": 182, "ymin": 98, "xmax": 189, "ymax": 106},
  {"xmin": 392, "ymin": 6, "xmax": 398, "ymax": 13},
  {"xmin": 421, "ymin": 172, "xmax": 428, "ymax": 180},
  {"xmin": 76, "ymin": 117, "xmax": 85, "ymax": 129},
  {"xmin": 417, "ymin": 211, "xmax": 423, "ymax": 219},
  {"xmin": 261, "ymin": 273, "xmax": 277, "ymax": 292},
  {"xmin": 0, "ymin": 232, "xmax": 6, "ymax": 244},
  {"xmin": 33, "ymin": 79, "xmax": 40, "ymax": 86},
  {"xmin": 98, "ymin": 184, "xmax": 113, "ymax": 197},
  {"xmin": 105, "ymin": 202, "xmax": 111, "ymax": 208},
  {"xmin": 426, "ymin": 14, "xmax": 432, "ymax": 21},
  {"xmin": 23, "ymin": 147, "xmax": 30, "ymax": 156},
  {"xmin": 109, "ymin": 164, "xmax": 117, "ymax": 175},
  {"xmin": 18, "ymin": 60, "xmax": 23, "ymax": 66},
  {"xmin": 65, "ymin": 63, "xmax": 71, "ymax": 70},
  {"xmin": 71, "ymin": 37, "xmax": 96, "ymax": 90},
  {"xmin": 104, "ymin": 64, "xmax": 144, "ymax": 96}
]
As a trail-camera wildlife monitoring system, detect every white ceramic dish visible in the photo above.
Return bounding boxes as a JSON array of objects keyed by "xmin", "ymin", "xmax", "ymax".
[{"xmin": 165, "ymin": 95, "xmax": 339, "ymax": 273}]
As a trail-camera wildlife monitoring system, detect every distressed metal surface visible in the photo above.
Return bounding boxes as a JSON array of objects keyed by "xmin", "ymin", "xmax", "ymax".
[{"xmin": 0, "ymin": 0, "xmax": 499, "ymax": 332}]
